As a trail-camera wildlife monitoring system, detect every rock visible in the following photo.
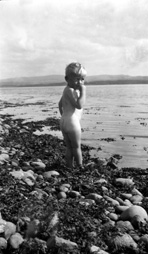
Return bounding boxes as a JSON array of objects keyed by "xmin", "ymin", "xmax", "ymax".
[
  {"xmin": 131, "ymin": 215, "xmax": 147, "ymax": 229},
  {"xmin": 115, "ymin": 205, "xmax": 130, "ymax": 213},
  {"xmin": 130, "ymin": 195, "xmax": 143, "ymax": 204},
  {"xmin": 87, "ymin": 231, "xmax": 97, "ymax": 238},
  {"xmin": 4, "ymin": 222, "xmax": 16, "ymax": 240},
  {"xmin": 0, "ymin": 237, "xmax": 7, "ymax": 249},
  {"xmin": 102, "ymin": 186, "xmax": 108, "ymax": 193},
  {"xmin": 116, "ymin": 221, "xmax": 134, "ymax": 232},
  {"xmin": 59, "ymin": 185, "xmax": 69, "ymax": 193},
  {"xmin": 115, "ymin": 178, "xmax": 134, "ymax": 186},
  {"xmin": 79, "ymin": 199, "xmax": 95, "ymax": 206},
  {"xmin": 120, "ymin": 193, "xmax": 132, "ymax": 199},
  {"xmin": 86, "ymin": 193, "xmax": 103, "ymax": 202},
  {"xmin": 47, "ymin": 235, "xmax": 78, "ymax": 252},
  {"xmin": 89, "ymin": 245, "xmax": 109, "ymax": 253},
  {"xmin": 104, "ymin": 195, "xmax": 119, "ymax": 206},
  {"xmin": 69, "ymin": 191, "xmax": 81, "ymax": 198},
  {"xmin": 23, "ymin": 177, "xmax": 35, "ymax": 186},
  {"xmin": 48, "ymin": 212, "xmax": 59, "ymax": 233},
  {"xmin": 9, "ymin": 232, "xmax": 24, "ymax": 249},
  {"xmin": 31, "ymin": 188, "xmax": 49, "ymax": 199},
  {"xmin": 30, "ymin": 161, "xmax": 46, "ymax": 170},
  {"xmin": 0, "ymin": 153, "xmax": 9, "ymax": 164},
  {"xmin": 23, "ymin": 170, "xmax": 35, "ymax": 181},
  {"xmin": 139, "ymin": 234, "xmax": 148, "ymax": 247},
  {"xmin": 43, "ymin": 170, "xmax": 59, "ymax": 179},
  {"xmin": 9, "ymin": 169, "xmax": 24, "ymax": 180},
  {"xmin": 108, "ymin": 233, "xmax": 137, "ymax": 251},
  {"xmin": 57, "ymin": 191, "xmax": 67, "ymax": 199},
  {"xmin": 26, "ymin": 219, "xmax": 40, "ymax": 239},
  {"xmin": 132, "ymin": 188, "xmax": 143, "ymax": 196},
  {"xmin": 94, "ymin": 178, "xmax": 107, "ymax": 184},
  {"xmin": 11, "ymin": 160, "xmax": 19, "ymax": 167},
  {"xmin": 120, "ymin": 205, "xmax": 148, "ymax": 222},
  {"xmin": 124, "ymin": 199, "xmax": 132, "ymax": 206},
  {"xmin": 108, "ymin": 213, "xmax": 119, "ymax": 221}
]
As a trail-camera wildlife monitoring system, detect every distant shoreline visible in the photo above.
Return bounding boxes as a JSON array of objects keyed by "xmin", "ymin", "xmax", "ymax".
[
  {"xmin": 1, "ymin": 74, "xmax": 148, "ymax": 87},
  {"xmin": 1, "ymin": 81, "xmax": 148, "ymax": 88}
]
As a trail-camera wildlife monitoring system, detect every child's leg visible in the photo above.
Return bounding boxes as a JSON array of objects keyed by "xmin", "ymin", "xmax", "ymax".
[
  {"xmin": 62, "ymin": 131, "xmax": 74, "ymax": 168},
  {"xmin": 68, "ymin": 128, "xmax": 82, "ymax": 167}
]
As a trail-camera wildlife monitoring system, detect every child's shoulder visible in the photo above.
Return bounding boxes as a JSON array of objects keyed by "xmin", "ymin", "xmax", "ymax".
[{"xmin": 64, "ymin": 86, "xmax": 74, "ymax": 94}]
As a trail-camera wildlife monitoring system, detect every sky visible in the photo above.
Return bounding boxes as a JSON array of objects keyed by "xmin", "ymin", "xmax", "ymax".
[{"xmin": 0, "ymin": 0, "xmax": 148, "ymax": 79}]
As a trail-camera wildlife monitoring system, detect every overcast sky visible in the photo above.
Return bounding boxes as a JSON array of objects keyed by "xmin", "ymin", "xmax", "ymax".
[{"xmin": 0, "ymin": 0, "xmax": 148, "ymax": 79}]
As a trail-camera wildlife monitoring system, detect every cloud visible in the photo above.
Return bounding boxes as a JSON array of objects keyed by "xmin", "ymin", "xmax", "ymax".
[
  {"xmin": 124, "ymin": 39, "xmax": 148, "ymax": 68},
  {"xmin": 1, "ymin": 0, "xmax": 148, "ymax": 78}
]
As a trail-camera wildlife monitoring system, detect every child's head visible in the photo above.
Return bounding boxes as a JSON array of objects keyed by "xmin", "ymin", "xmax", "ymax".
[{"xmin": 65, "ymin": 62, "xmax": 87, "ymax": 80}]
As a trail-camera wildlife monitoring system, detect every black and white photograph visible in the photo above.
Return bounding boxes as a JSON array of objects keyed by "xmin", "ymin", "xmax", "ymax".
[{"xmin": 0, "ymin": 0, "xmax": 148, "ymax": 253}]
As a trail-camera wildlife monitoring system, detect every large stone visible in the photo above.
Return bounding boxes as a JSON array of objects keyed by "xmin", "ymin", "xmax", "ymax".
[
  {"xmin": 0, "ymin": 237, "xmax": 7, "ymax": 249},
  {"xmin": 108, "ymin": 233, "xmax": 137, "ymax": 250},
  {"xmin": 9, "ymin": 233, "xmax": 24, "ymax": 249},
  {"xmin": 115, "ymin": 178, "xmax": 134, "ymax": 186},
  {"xmin": 4, "ymin": 222, "xmax": 16, "ymax": 240},
  {"xmin": 120, "ymin": 205, "xmax": 148, "ymax": 222},
  {"xmin": 47, "ymin": 236, "xmax": 78, "ymax": 252},
  {"xmin": 10, "ymin": 169, "xmax": 24, "ymax": 180}
]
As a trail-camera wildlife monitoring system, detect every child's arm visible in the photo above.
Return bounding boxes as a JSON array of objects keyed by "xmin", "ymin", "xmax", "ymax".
[
  {"xmin": 67, "ymin": 85, "xmax": 86, "ymax": 109},
  {"xmin": 58, "ymin": 97, "xmax": 63, "ymax": 115}
]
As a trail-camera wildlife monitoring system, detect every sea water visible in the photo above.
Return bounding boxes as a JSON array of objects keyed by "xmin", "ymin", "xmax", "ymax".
[{"xmin": 1, "ymin": 84, "xmax": 148, "ymax": 169}]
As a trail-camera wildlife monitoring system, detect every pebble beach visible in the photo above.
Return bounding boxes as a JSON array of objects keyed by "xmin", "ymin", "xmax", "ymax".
[{"xmin": 0, "ymin": 113, "xmax": 148, "ymax": 254}]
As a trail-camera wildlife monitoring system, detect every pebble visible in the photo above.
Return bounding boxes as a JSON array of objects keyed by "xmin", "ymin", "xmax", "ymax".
[
  {"xmin": 4, "ymin": 222, "xmax": 16, "ymax": 240},
  {"xmin": 115, "ymin": 178, "xmax": 134, "ymax": 186},
  {"xmin": 10, "ymin": 169, "xmax": 24, "ymax": 180},
  {"xmin": 23, "ymin": 170, "xmax": 35, "ymax": 181},
  {"xmin": 89, "ymin": 245, "xmax": 109, "ymax": 253},
  {"xmin": 109, "ymin": 233, "xmax": 137, "ymax": 250},
  {"xmin": 57, "ymin": 191, "xmax": 67, "ymax": 199},
  {"xmin": 30, "ymin": 161, "xmax": 46, "ymax": 170},
  {"xmin": 9, "ymin": 232, "xmax": 24, "ymax": 249},
  {"xmin": 115, "ymin": 205, "xmax": 130, "ymax": 213},
  {"xmin": 43, "ymin": 170, "xmax": 59, "ymax": 179},
  {"xmin": 139, "ymin": 234, "xmax": 148, "ymax": 247},
  {"xmin": 59, "ymin": 185, "xmax": 69, "ymax": 193},
  {"xmin": 104, "ymin": 195, "xmax": 119, "ymax": 206},
  {"xmin": 69, "ymin": 191, "xmax": 81, "ymax": 198},
  {"xmin": 120, "ymin": 193, "xmax": 132, "ymax": 199},
  {"xmin": 23, "ymin": 177, "xmax": 35, "ymax": 186},
  {"xmin": 0, "ymin": 153, "xmax": 9, "ymax": 164},
  {"xmin": 94, "ymin": 178, "xmax": 107, "ymax": 184},
  {"xmin": 0, "ymin": 237, "xmax": 7, "ymax": 250},
  {"xmin": 108, "ymin": 213, "xmax": 119, "ymax": 221},
  {"xmin": 79, "ymin": 199, "xmax": 96, "ymax": 206},
  {"xmin": 130, "ymin": 194, "xmax": 143, "ymax": 204},
  {"xmin": 116, "ymin": 220, "xmax": 134, "ymax": 232},
  {"xmin": 86, "ymin": 193, "xmax": 103, "ymax": 202},
  {"xmin": 47, "ymin": 235, "xmax": 78, "ymax": 251}
]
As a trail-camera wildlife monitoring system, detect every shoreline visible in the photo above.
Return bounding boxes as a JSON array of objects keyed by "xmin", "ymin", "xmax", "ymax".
[{"xmin": 0, "ymin": 114, "xmax": 148, "ymax": 253}]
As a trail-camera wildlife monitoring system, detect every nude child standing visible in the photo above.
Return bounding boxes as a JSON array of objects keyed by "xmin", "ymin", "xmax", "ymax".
[{"xmin": 58, "ymin": 62, "xmax": 87, "ymax": 169}]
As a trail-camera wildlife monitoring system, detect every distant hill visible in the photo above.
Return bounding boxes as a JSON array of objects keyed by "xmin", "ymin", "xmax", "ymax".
[{"xmin": 1, "ymin": 74, "xmax": 148, "ymax": 87}]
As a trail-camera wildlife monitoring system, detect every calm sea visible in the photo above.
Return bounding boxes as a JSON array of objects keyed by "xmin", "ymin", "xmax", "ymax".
[{"xmin": 1, "ymin": 84, "xmax": 148, "ymax": 169}]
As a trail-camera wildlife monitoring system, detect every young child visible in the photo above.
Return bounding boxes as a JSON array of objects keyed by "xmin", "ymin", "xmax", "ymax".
[{"xmin": 58, "ymin": 62, "xmax": 87, "ymax": 169}]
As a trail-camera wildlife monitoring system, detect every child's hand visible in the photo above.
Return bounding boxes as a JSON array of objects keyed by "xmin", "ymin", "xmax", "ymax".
[{"xmin": 77, "ymin": 84, "xmax": 86, "ymax": 92}]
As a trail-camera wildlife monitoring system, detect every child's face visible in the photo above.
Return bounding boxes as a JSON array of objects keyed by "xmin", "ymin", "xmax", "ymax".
[{"xmin": 67, "ymin": 75, "xmax": 85, "ymax": 89}]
